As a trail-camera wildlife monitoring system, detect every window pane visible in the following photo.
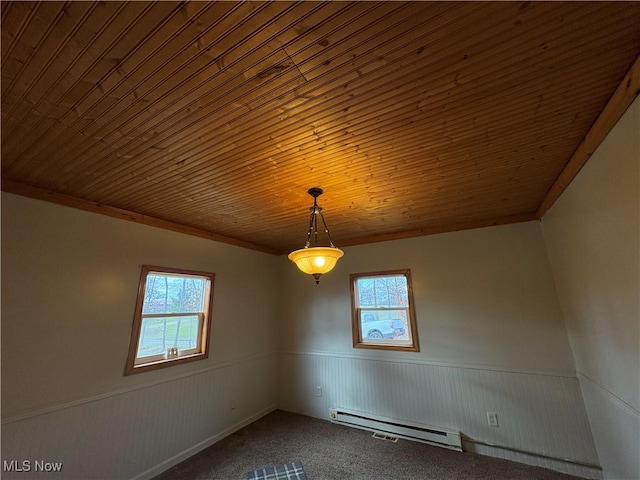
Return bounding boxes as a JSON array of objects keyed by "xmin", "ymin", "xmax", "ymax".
[
  {"xmin": 356, "ymin": 278, "xmax": 376, "ymax": 306},
  {"xmin": 142, "ymin": 274, "xmax": 205, "ymax": 314},
  {"xmin": 357, "ymin": 275, "xmax": 408, "ymax": 308},
  {"xmin": 137, "ymin": 315, "xmax": 199, "ymax": 358},
  {"xmin": 360, "ymin": 309, "xmax": 409, "ymax": 341},
  {"xmin": 350, "ymin": 270, "xmax": 419, "ymax": 352}
]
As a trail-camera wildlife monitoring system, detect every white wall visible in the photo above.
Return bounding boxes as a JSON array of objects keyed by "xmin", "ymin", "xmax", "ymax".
[
  {"xmin": 541, "ymin": 96, "xmax": 640, "ymax": 480},
  {"xmin": 279, "ymin": 221, "xmax": 600, "ymax": 478},
  {"xmin": 1, "ymin": 193, "xmax": 281, "ymax": 479}
]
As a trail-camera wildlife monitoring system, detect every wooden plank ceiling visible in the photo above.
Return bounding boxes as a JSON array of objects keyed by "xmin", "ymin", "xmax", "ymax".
[{"xmin": 2, "ymin": 1, "xmax": 640, "ymax": 254}]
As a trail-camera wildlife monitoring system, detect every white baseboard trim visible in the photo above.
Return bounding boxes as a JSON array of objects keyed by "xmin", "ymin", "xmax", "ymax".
[
  {"xmin": 131, "ymin": 404, "xmax": 278, "ymax": 480},
  {"xmin": 463, "ymin": 439, "xmax": 602, "ymax": 480},
  {"xmin": 462, "ymin": 437, "xmax": 601, "ymax": 470}
]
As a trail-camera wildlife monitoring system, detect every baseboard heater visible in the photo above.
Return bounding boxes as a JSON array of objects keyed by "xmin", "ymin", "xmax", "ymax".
[{"xmin": 329, "ymin": 407, "xmax": 462, "ymax": 452}]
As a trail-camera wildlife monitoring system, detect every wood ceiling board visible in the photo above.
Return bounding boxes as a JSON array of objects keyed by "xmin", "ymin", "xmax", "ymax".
[
  {"xmin": 2, "ymin": 1, "xmax": 640, "ymax": 253},
  {"xmin": 3, "ymin": 2, "xmax": 271, "ymax": 176},
  {"xmin": 293, "ymin": 4, "xmax": 528, "ymax": 85},
  {"xmin": 16, "ymin": 5, "xmax": 632, "ymax": 192},
  {"xmin": 1, "ymin": 2, "xmax": 37, "ymax": 63},
  {"xmin": 126, "ymin": 36, "xmax": 632, "ymax": 189},
  {"xmin": 144, "ymin": 134, "xmax": 571, "ymax": 212},
  {"xmin": 65, "ymin": 54, "xmax": 309, "ymax": 191},
  {"xmin": 23, "ymin": 4, "xmax": 346, "ymax": 187},
  {"xmin": 145, "ymin": 170, "xmax": 548, "ymax": 242},
  {"xmin": 3, "ymin": 4, "xmax": 490, "ymax": 178},
  {"xmin": 40, "ymin": 12, "xmax": 358, "ymax": 190},
  {"xmin": 117, "ymin": 81, "xmax": 610, "ymax": 211},
  {"xmin": 335, "ymin": 212, "xmax": 540, "ymax": 249},
  {"xmin": 283, "ymin": 2, "xmax": 444, "ymax": 75},
  {"xmin": 2, "ymin": 2, "xmax": 177, "ymax": 172},
  {"xmin": 63, "ymin": 54, "xmax": 620, "ymax": 201}
]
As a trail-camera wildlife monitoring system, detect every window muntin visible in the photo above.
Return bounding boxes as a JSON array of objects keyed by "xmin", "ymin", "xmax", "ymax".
[
  {"xmin": 125, "ymin": 266, "xmax": 214, "ymax": 375},
  {"xmin": 350, "ymin": 270, "xmax": 419, "ymax": 351}
]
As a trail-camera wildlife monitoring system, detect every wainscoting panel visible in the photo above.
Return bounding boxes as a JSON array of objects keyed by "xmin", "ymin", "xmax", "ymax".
[
  {"xmin": 2, "ymin": 353, "xmax": 278, "ymax": 480},
  {"xmin": 279, "ymin": 352, "xmax": 601, "ymax": 479},
  {"xmin": 577, "ymin": 372, "xmax": 640, "ymax": 480}
]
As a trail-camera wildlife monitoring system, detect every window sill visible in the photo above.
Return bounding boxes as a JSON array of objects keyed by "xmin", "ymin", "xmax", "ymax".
[
  {"xmin": 353, "ymin": 342, "xmax": 420, "ymax": 352},
  {"xmin": 125, "ymin": 352, "xmax": 208, "ymax": 375}
]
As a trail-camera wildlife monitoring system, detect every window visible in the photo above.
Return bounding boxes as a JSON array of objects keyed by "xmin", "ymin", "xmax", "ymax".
[
  {"xmin": 125, "ymin": 265, "xmax": 215, "ymax": 375},
  {"xmin": 350, "ymin": 269, "xmax": 419, "ymax": 351}
]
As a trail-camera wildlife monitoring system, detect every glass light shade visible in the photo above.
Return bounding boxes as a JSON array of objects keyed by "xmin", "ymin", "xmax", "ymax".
[{"xmin": 288, "ymin": 246, "xmax": 344, "ymax": 277}]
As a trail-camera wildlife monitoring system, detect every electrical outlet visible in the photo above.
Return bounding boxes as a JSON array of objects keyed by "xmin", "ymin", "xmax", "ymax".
[
  {"xmin": 487, "ymin": 412, "xmax": 499, "ymax": 427},
  {"xmin": 316, "ymin": 386, "xmax": 322, "ymax": 397}
]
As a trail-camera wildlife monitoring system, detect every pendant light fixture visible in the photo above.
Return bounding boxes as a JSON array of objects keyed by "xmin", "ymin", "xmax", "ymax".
[{"xmin": 288, "ymin": 187, "xmax": 344, "ymax": 284}]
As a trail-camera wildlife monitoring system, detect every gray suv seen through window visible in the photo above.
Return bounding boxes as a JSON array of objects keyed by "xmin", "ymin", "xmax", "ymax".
[{"xmin": 361, "ymin": 313, "xmax": 405, "ymax": 339}]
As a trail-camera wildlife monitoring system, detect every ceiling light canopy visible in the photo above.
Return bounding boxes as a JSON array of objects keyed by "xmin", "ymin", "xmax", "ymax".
[{"xmin": 288, "ymin": 188, "xmax": 344, "ymax": 284}]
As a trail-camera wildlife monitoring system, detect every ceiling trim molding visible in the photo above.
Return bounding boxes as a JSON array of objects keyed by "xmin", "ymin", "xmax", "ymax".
[
  {"xmin": 1, "ymin": 180, "xmax": 280, "ymax": 255},
  {"xmin": 3, "ymin": 179, "xmax": 540, "ymax": 255},
  {"xmin": 335, "ymin": 212, "xmax": 539, "ymax": 249},
  {"xmin": 537, "ymin": 54, "xmax": 640, "ymax": 218}
]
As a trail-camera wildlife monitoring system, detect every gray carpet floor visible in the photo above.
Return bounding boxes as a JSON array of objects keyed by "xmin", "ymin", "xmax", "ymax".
[{"xmin": 154, "ymin": 410, "xmax": 587, "ymax": 480}]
